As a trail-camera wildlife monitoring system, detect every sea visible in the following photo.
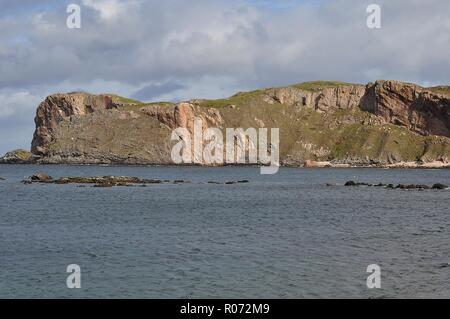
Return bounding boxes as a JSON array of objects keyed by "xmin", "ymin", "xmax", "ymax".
[{"xmin": 0, "ymin": 165, "xmax": 449, "ymax": 298}]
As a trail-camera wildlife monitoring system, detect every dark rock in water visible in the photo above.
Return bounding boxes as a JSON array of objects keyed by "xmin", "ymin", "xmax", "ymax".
[
  {"xmin": 93, "ymin": 183, "xmax": 113, "ymax": 188},
  {"xmin": 174, "ymin": 180, "xmax": 191, "ymax": 184},
  {"xmin": 225, "ymin": 181, "xmax": 236, "ymax": 185},
  {"xmin": 374, "ymin": 183, "xmax": 386, "ymax": 187},
  {"xmin": 344, "ymin": 181, "xmax": 371, "ymax": 186},
  {"xmin": 207, "ymin": 181, "xmax": 221, "ymax": 184},
  {"xmin": 28, "ymin": 175, "xmax": 164, "ymax": 186},
  {"xmin": 396, "ymin": 184, "xmax": 430, "ymax": 190},
  {"xmin": 237, "ymin": 180, "xmax": 250, "ymax": 183},
  {"xmin": 432, "ymin": 183, "xmax": 448, "ymax": 190},
  {"xmin": 93, "ymin": 181, "xmax": 128, "ymax": 187},
  {"xmin": 341, "ymin": 181, "xmax": 445, "ymax": 190},
  {"xmin": 0, "ymin": 177, "xmax": 5, "ymax": 181},
  {"xmin": 326, "ymin": 183, "xmax": 335, "ymax": 187},
  {"xmin": 30, "ymin": 172, "xmax": 53, "ymax": 182},
  {"xmin": 22, "ymin": 180, "xmax": 32, "ymax": 185}
]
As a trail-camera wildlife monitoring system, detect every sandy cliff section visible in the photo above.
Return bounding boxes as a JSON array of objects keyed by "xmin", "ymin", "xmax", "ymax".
[{"xmin": 19, "ymin": 80, "xmax": 450, "ymax": 166}]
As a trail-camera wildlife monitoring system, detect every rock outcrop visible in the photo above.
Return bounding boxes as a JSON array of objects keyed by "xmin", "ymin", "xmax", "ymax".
[
  {"xmin": 31, "ymin": 93, "xmax": 115, "ymax": 155},
  {"xmin": 4, "ymin": 80, "xmax": 449, "ymax": 167},
  {"xmin": 360, "ymin": 81, "xmax": 450, "ymax": 137},
  {"xmin": 0, "ymin": 149, "xmax": 35, "ymax": 164},
  {"xmin": 343, "ymin": 180, "xmax": 449, "ymax": 190},
  {"xmin": 263, "ymin": 85, "xmax": 366, "ymax": 112}
]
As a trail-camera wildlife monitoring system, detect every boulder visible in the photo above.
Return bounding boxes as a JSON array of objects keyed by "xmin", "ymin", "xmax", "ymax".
[
  {"xmin": 30, "ymin": 172, "xmax": 53, "ymax": 182},
  {"xmin": 432, "ymin": 183, "xmax": 449, "ymax": 190},
  {"xmin": 1, "ymin": 149, "xmax": 34, "ymax": 164}
]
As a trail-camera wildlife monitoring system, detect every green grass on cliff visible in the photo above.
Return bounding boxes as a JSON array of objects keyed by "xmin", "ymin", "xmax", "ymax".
[
  {"xmin": 427, "ymin": 86, "xmax": 450, "ymax": 97},
  {"xmin": 104, "ymin": 94, "xmax": 144, "ymax": 105},
  {"xmin": 290, "ymin": 81, "xmax": 362, "ymax": 91},
  {"xmin": 196, "ymin": 81, "xmax": 362, "ymax": 109},
  {"xmin": 197, "ymin": 89, "xmax": 266, "ymax": 109}
]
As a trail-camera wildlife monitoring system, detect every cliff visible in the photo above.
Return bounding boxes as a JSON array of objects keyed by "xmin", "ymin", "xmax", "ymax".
[{"xmin": 4, "ymin": 80, "xmax": 450, "ymax": 167}]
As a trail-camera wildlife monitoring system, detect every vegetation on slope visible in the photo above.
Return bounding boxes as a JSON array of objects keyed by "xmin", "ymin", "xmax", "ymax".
[
  {"xmin": 427, "ymin": 86, "xmax": 450, "ymax": 97},
  {"xmin": 104, "ymin": 94, "xmax": 144, "ymax": 105},
  {"xmin": 290, "ymin": 81, "xmax": 362, "ymax": 91}
]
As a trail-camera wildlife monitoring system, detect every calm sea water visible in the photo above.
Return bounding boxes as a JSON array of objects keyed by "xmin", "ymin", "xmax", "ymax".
[{"xmin": 0, "ymin": 165, "xmax": 449, "ymax": 299}]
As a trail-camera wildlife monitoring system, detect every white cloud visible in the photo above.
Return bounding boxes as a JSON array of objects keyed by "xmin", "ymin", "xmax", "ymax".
[
  {"xmin": 1, "ymin": 0, "xmax": 450, "ymax": 153},
  {"xmin": 0, "ymin": 91, "xmax": 41, "ymax": 118},
  {"xmin": 83, "ymin": 0, "xmax": 131, "ymax": 20}
]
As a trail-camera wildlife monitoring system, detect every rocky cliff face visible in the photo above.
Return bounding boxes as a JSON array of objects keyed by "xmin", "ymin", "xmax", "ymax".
[
  {"xmin": 361, "ymin": 81, "xmax": 450, "ymax": 137},
  {"xmin": 0, "ymin": 149, "xmax": 34, "ymax": 164},
  {"xmin": 31, "ymin": 93, "xmax": 114, "ymax": 155},
  {"xmin": 17, "ymin": 80, "xmax": 450, "ymax": 166},
  {"xmin": 263, "ymin": 85, "xmax": 366, "ymax": 112}
]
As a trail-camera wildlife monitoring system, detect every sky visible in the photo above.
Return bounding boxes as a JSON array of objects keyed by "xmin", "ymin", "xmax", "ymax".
[{"xmin": 1, "ymin": 0, "xmax": 450, "ymax": 154}]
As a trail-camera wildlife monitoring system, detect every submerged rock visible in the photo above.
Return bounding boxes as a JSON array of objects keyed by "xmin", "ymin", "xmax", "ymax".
[
  {"xmin": 374, "ymin": 183, "xmax": 387, "ymax": 187},
  {"xmin": 437, "ymin": 262, "xmax": 450, "ymax": 269},
  {"xmin": 93, "ymin": 181, "xmax": 129, "ymax": 188},
  {"xmin": 340, "ymin": 181, "xmax": 447, "ymax": 190},
  {"xmin": 344, "ymin": 181, "xmax": 372, "ymax": 186},
  {"xmin": 24, "ymin": 174, "xmax": 193, "ymax": 187},
  {"xmin": 396, "ymin": 184, "xmax": 430, "ymax": 190},
  {"xmin": 173, "ymin": 180, "xmax": 191, "ymax": 184},
  {"xmin": 0, "ymin": 177, "xmax": 5, "ymax": 181}
]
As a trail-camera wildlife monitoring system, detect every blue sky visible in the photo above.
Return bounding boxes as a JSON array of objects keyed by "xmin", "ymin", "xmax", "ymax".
[{"xmin": 0, "ymin": 0, "xmax": 449, "ymax": 154}]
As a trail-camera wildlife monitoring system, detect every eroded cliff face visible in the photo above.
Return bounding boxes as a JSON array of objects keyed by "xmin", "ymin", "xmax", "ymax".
[
  {"xmin": 26, "ymin": 80, "xmax": 450, "ymax": 166},
  {"xmin": 263, "ymin": 85, "xmax": 366, "ymax": 112},
  {"xmin": 31, "ymin": 93, "xmax": 114, "ymax": 155},
  {"xmin": 361, "ymin": 81, "xmax": 450, "ymax": 137}
]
